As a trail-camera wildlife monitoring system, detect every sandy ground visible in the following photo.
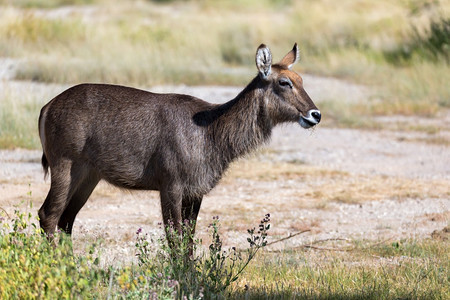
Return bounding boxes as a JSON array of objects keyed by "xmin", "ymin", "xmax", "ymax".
[{"xmin": 0, "ymin": 76, "xmax": 449, "ymax": 264}]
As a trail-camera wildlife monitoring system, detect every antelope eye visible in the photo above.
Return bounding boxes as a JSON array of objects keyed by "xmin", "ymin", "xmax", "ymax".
[{"xmin": 279, "ymin": 78, "xmax": 293, "ymax": 88}]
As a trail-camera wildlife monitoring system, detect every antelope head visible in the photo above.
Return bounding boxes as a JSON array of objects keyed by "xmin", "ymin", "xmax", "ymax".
[{"xmin": 256, "ymin": 43, "xmax": 321, "ymax": 129}]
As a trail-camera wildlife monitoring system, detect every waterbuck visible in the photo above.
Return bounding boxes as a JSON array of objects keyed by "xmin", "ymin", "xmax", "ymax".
[{"xmin": 38, "ymin": 43, "xmax": 321, "ymax": 245}]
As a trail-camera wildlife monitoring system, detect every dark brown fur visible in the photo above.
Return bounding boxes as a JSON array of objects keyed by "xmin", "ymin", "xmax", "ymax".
[{"xmin": 38, "ymin": 44, "xmax": 320, "ymax": 243}]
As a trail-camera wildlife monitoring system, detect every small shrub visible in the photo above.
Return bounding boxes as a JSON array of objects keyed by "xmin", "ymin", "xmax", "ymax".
[
  {"xmin": 384, "ymin": 16, "xmax": 450, "ymax": 65},
  {"xmin": 0, "ymin": 203, "xmax": 104, "ymax": 299},
  {"xmin": 417, "ymin": 16, "xmax": 450, "ymax": 62},
  {"xmin": 135, "ymin": 214, "xmax": 271, "ymax": 299}
]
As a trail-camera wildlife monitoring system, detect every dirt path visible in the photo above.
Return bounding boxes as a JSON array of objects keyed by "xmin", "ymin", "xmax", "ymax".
[{"xmin": 0, "ymin": 78, "xmax": 449, "ymax": 264}]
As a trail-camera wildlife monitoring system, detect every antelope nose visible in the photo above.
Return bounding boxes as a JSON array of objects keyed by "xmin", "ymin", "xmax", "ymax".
[
  {"xmin": 300, "ymin": 109, "xmax": 321, "ymax": 128},
  {"xmin": 311, "ymin": 110, "xmax": 321, "ymax": 123}
]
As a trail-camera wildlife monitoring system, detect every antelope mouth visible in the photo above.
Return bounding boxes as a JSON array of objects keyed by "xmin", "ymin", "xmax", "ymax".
[{"xmin": 299, "ymin": 109, "xmax": 321, "ymax": 129}]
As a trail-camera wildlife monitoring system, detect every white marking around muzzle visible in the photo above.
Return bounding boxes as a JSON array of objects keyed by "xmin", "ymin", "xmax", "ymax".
[{"xmin": 299, "ymin": 109, "xmax": 321, "ymax": 129}]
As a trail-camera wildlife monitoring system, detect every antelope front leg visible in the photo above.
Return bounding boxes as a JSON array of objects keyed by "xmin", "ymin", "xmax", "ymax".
[
  {"xmin": 182, "ymin": 195, "xmax": 203, "ymax": 257},
  {"xmin": 159, "ymin": 186, "xmax": 183, "ymax": 252}
]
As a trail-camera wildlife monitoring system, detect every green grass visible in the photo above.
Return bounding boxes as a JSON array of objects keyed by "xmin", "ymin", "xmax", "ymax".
[
  {"xmin": 1, "ymin": 204, "xmax": 448, "ymax": 299},
  {"xmin": 232, "ymin": 239, "xmax": 449, "ymax": 299}
]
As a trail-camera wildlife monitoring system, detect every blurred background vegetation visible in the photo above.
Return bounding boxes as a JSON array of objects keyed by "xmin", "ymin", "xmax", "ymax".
[{"xmin": 0, "ymin": 0, "xmax": 449, "ymax": 148}]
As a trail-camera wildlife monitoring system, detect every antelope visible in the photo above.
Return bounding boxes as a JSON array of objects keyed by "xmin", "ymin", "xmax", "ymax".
[{"xmin": 38, "ymin": 43, "xmax": 321, "ymax": 247}]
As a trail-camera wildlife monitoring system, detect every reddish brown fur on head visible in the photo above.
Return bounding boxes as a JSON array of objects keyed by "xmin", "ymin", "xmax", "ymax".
[{"xmin": 255, "ymin": 43, "xmax": 321, "ymax": 128}]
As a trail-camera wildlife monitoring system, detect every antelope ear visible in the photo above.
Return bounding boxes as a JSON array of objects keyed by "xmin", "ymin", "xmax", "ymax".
[
  {"xmin": 279, "ymin": 43, "xmax": 299, "ymax": 70},
  {"xmin": 255, "ymin": 44, "xmax": 272, "ymax": 79}
]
